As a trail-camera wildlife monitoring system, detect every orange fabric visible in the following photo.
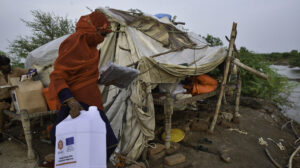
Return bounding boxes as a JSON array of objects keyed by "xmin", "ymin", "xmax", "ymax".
[
  {"xmin": 184, "ymin": 74, "xmax": 218, "ymax": 95},
  {"xmin": 49, "ymin": 11, "xmax": 111, "ymax": 111},
  {"xmin": 42, "ymin": 88, "xmax": 60, "ymax": 111}
]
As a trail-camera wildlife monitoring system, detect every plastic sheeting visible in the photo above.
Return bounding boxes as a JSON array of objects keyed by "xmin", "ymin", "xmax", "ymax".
[
  {"xmin": 25, "ymin": 7, "xmax": 227, "ymax": 161},
  {"xmin": 25, "ymin": 34, "xmax": 69, "ymax": 69},
  {"xmin": 98, "ymin": 62, "xmax": 139, "ymax": 88},
  {"xmin": 96, "ymin": 9, "xmax": 226, "ymax": 160}
]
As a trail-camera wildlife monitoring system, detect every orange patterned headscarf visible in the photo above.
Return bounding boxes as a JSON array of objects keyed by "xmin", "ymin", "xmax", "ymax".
[{"xmin": 49, "ymin": 11, "xmax": 111, "ymax": 102}]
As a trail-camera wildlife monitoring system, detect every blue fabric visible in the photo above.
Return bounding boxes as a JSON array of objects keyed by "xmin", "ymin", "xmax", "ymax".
[
  {"xmin": 25, "ymin": 68, "xmax": 37, "ymax": 75},
  {"xmin": 50, "ymin": 102, "xmax": 118, "ymax": 160},
  {"xmin": 154, "ymin": 13, "xmax": 172, "ymax": 20},
  {"xmin": 57, "ymin": 88, "xmax": 73, "ymax": 104}
]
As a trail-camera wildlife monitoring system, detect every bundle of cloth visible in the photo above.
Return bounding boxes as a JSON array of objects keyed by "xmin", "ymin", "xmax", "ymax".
[{"xmin": 183, "ymin": 74, "xmax": 218, "ymax": 95}]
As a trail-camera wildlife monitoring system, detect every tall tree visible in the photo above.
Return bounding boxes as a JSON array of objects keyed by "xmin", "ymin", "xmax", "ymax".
[{"xmin": 8, "ymin": 10, "xmax": 75, "ymax": 67}]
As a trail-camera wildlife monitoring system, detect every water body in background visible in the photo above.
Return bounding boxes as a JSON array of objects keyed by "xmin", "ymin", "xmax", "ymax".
[{"xmin": 270, "ymin": 65, "xmax": 300, "ymax": 123}]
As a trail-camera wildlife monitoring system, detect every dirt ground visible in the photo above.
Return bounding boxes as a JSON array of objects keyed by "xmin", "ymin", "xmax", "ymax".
[
  {"xmin": 0, "ymin": 140, "xmax": 37, "ymax": 168},
  {"xmin": 0, "ymin": 117, "xmax": 55, "ymax": 168},
  {"xmin": 0, "ymin": 97, "xmax": 300, "ymax": 168},
  {"xmin": 147, "ymin": 97, "xmax": 300, "ymax": 168}
]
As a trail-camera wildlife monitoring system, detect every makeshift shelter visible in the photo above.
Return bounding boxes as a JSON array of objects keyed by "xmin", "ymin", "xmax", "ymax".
[{"xmin": 25, "ymin": 7, "xmax": 237, "ymax": 161}]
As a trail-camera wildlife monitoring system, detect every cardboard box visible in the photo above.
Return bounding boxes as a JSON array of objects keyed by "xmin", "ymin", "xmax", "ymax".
[{"xmin": 10, "ymin": 77, "xmax": 48, "ymax": 114}]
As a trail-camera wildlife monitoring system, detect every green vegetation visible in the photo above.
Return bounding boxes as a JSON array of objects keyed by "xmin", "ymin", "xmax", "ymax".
[
  {"xmin": 199, "ymin": 34, "xmax": 223, "ymax": 47},
  {"xmin": 239, "ymin": 47, "xmax": 293, "ymax": 106},
  {"xmin": 263, "ymin": 50, "xmax": 300, "ymax": 67},
  {"xmin": 203, "ymin": 34, "xmax": 223, "ymax": 46},
  {"xmin": 0, "ymin": 50, "xmax": 6, "ymax": 56},
  {"xmin": 8, "ymin": 10, "xmax": 75, "ymax": 67},
  {"xmin": 288, "ymin": 50, "xmax": 300, "ymax": 67}
]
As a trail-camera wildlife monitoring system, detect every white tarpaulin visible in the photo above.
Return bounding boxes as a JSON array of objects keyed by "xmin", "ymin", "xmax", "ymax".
[{"xmin": 25, "ymin": 7, "xmax": 227, "ymax": 161}]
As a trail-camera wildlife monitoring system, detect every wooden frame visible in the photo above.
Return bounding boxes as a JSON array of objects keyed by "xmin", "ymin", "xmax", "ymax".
[
  {"xmin": 154, "ymin": 22, "xmax": 268, "ymax": 149},
  {"xmin": 209, "ymin": 22, "xmax": 237, "ymax": 133},
  {"xmin": 4, "ymin": 110, "xmax": 57, "ymax": 159}
]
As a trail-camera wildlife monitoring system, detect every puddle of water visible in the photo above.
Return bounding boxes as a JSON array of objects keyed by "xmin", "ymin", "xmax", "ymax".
[
  {"xmin": 270, "ymin": 65, "xmax": 300, "ymax": 80},
  {"xmin": 271, "ymin": 65, "xmax": 300, "ymax": 123}
]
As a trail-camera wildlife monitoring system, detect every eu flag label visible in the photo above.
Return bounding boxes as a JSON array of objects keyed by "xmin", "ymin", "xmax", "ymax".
[{"xmin": 66, "ymin": 137, "xmax": 74, "ymax": 146}]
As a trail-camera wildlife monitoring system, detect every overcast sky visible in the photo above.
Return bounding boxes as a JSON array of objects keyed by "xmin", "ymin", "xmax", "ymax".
[{"xmin": 1, "ymin": 0, "xmax": 299, "ymax": 53}]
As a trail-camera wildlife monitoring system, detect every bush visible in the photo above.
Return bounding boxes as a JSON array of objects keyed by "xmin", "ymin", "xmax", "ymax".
[
  {"xmin": 262, "ymin": 50, "xmax": 300, "ymax": 67},
  {"xmin": 289, "ymin": 50, "xmax": 300, "ymax": 67},
  {"xmin": 263, "ymin": 52, "xmax": 282, "ymax": 61},
  {"xmin": 239, "ymin": 47, "xmax": 293, "ymax": 106}
]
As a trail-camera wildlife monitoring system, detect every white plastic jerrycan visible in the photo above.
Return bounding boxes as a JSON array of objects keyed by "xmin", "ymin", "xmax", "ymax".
[{"xmin": 55, "ymin": 106, "xmax": 106, "ymax": 168}]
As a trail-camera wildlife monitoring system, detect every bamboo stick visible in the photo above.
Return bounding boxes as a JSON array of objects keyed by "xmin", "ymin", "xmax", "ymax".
[
  {"xmin": 209, "ymin": 22, "xmax": 237, "ymax": 133},
  {"xmin": 233, "ymin": 58, "xmax": 269, "ymax": 80},
  {"xmin": 265, "ymin": 148, "xmax": 283, "ymax": 168},
  {"xmin": 288, "ymin": 145, "xmax": 300, "ymax": 168}
]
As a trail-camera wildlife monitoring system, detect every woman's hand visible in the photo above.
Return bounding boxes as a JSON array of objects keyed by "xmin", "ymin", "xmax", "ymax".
[{"xmin": 65, "ymin": 97, "xmax": 83, "ymax": 118}]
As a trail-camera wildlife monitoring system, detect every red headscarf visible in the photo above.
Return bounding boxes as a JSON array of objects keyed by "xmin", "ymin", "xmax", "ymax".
[{"xmin": 49, "ymin": 11, "xmax": 111, "ymax": 110}]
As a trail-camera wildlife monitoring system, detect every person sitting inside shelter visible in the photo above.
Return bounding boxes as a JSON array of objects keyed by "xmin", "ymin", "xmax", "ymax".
[
  {"xmin": 183, "ymin": 74, "xmax": 218, "ymax": 95},
  {"xmin": 0, "ymin": 54, "xmax": 27, "ymax": 142},
  {"xmin": 48, "ymin": 11, "xmax": 118, "ymax": 160}
]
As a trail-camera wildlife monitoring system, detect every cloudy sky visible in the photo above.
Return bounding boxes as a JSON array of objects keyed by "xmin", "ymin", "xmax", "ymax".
[{"xmin": 1, "ymin": 0, "xmax": 299, "ymax": 53}]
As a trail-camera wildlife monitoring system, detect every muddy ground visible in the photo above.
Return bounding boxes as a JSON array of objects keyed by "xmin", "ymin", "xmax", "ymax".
[
  {"xmin": 0, "ymin": 97, "xmax": 300, "ymax": 168},
  {"xmin": 147, "ymin": 97, "xmax": 300, "ymax": 168}
]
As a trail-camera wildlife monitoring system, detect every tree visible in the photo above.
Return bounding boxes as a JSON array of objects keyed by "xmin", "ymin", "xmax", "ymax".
[
  {"xmin": 8, "ymin": 10, "xmax": 75, "ymax": 67},
  {"xmin": 0, "ymin": 50, "xmax": 6, "ymax": 56},
  {"xmin": 202, "ymin": 34, "xmax": 223, "ymax": 46}
]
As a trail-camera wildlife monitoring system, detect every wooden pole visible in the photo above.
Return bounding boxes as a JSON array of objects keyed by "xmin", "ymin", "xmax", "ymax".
[
  {"xmin": 209, "ymin": 22, "xmax": 237, "ymax": 133},
  {"xmin": 164, "ymin": 94, "xmax": 173, "ymax": 149},
  {"xmin": 233, "ymin": 58, "xmax": 269, "ymax": 80},
  {"xmin": 234, "ymin": 67, "xmax": 242, "ymax": 118},
  {"xmin": 20, "ymin": 110, "xmax": 35, "ymax": 159}
]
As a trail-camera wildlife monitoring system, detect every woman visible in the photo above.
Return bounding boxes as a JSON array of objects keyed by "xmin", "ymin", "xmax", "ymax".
[{"xmin": 49, "ymin": 11, "xmax": 118, "ymax": 159}]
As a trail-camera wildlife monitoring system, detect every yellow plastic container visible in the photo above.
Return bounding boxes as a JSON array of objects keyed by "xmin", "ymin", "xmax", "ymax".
[{"xmin": 161, "ymin": 128, "xmax": 185, "ymax": 143}]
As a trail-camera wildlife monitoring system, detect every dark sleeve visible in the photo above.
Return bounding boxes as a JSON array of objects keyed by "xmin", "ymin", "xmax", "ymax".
[{"xmin": 58, "ymin": 88, "xmax": 73, "ymax": 104}]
